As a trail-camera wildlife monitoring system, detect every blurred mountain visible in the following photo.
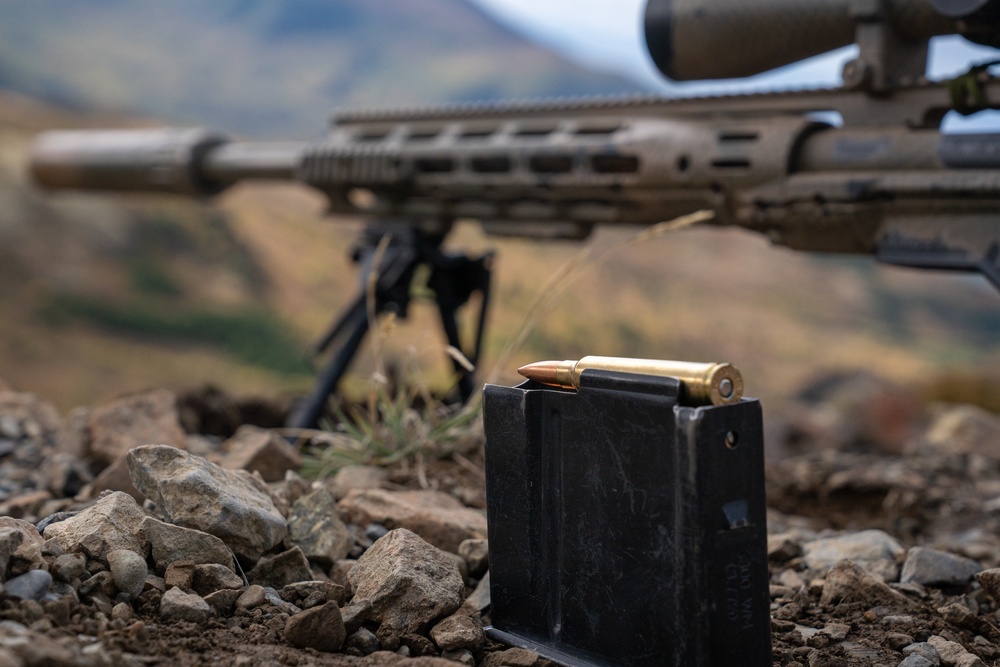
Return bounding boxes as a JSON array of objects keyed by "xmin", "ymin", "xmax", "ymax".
[{"xmin": 0, "ymin": 0, "xmax": 643, "ymax": 138}]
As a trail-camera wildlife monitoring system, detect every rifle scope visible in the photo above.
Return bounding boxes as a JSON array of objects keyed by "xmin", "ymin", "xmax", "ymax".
[{"xmin": 645, "ymin": 0, "xmax": 1000, "ymax": 81}]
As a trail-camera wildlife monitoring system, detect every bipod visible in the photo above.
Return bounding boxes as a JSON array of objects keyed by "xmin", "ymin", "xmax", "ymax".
[{"xmin": 285, "ymin": 221, "xmax": 492, "ymax": 429}]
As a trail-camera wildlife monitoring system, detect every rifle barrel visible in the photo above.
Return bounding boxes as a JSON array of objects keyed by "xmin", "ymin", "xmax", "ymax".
[{"xmin": 30, "ymin": 128, "xmax": 305, "ymax": 197}]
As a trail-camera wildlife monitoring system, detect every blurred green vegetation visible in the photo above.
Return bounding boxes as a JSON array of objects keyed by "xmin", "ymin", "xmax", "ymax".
[{"xmin": 41, "ymin": 293, "xmax": 309, "ymax": 375}]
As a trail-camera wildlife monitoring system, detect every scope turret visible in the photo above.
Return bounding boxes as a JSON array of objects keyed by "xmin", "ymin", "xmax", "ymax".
[{"xmin": 644, "ymin": 0, "xmax": 1000, "ymax": 85}]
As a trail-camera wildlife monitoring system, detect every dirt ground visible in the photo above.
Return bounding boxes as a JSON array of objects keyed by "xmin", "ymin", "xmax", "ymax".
[{"xmin": 2, "ymin": 382, "xmax": 1000, "ymax": 666}]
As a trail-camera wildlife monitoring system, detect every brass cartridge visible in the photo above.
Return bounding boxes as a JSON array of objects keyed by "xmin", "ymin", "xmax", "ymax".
[{"xmin": 517, "ymin": 355, "xmax": 743, "ymax": 406}]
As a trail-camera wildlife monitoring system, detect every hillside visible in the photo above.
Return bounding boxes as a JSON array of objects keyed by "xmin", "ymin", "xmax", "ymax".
[
  {"xmin": 0, "ymin": 0, "xmax": 642, "ymax": 138},
  {"xmin": 1, "ymin": 91, "xmax": 997, "ymax": 417}
]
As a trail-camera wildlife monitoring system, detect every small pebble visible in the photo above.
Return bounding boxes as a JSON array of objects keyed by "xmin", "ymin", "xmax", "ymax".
[
  {"xmin": 236, "ymin": 585, "xmax": 266, "ymax": 610},
  {"xmin": 159, "ymin": 587, "xmax": 211, "ymax": 624},
  {"xmin": 5, "ymin": 570, "xmax": 52, "ymax": 601},
  {"xmin": 111, "ymin": 602, "xmax": 133, "ymax": 623},
  {"xmin": 900, "ymin": 547, "xmax": 981, "ymax": 587},
  {"xmin": 345, "ymin": 628, "xmax": 380, "ymax": 655},
  {"xmin": 364, "ymin": 523, "xmax": 388, "ymax": 542},
  {"xmin": 902, "ymin": 643, "xmax": 940, "ymax": 665},
  {"xmin": 107, "ymin": 549, "xmax": 147, "ymax": 600}
]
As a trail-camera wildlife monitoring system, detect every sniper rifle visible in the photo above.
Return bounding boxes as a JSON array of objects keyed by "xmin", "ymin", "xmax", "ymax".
[{"xmin": 28, "ymin": 0, "xmax": 1000, "ymax": 427}]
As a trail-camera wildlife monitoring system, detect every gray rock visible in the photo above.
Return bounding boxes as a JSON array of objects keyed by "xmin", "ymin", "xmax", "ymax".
[
  {"xmin": 0, "ymin": 392, "xmax": 59, "ymax": 445},
  {"xmin": 345, "ymin": 627, "xmax": 380, "ymax": 655},
  {"xmin": 899, "ymin": 656, "xmax": 936, "ymax": 667},
  {"xmin": 79, "ymin": 571, "xmax": 116, "ymax": 597},
  {"xmin": 204, "ymin": 587, "xmax": 241, "ymax": 616},
  {"xmin": 39, "ymin": 538, "xmax": 63, "ymax": 558},
  {"xmin": 192, "ymin": 563, "xmax": 243, "ymax": 596},
  {"xmin": 767, "ymin": 533, "xmax": 804, "ymax": 562},
  {"xmin": 106, "ymin": 549, "xmax": 147, "ymax": 599},
  {"xmin": 937, "ymin": 603, "xmax": 978, "ymax": 630},
  {"xmin": 923, "ymin": 404, "xmax": 1000, "ymax": 457},
  {"xmin": 219, "ymin": 425, "xmax": 302, "ymax": 483},
  {"xmin": 458, "ymin": 538, "xmax": 489, "ymax": 578},
  {"xmin": 901, "ymin": 547, "xmax": 980, "ymax": 587},
  {"xmin": 279, "ymin": 580, "xmax": 346, "ymax": 608},
  {"xmin": 285, "ymin": 487, "xmax": 352, "ymax": 565},
  {"xmin": 236, "ymin": 584, "xmax": 266, "ymax": 610},
  {"xmin": 0, "ymin": 618, "xmax": 77, "ymax": 665},
  {"xmin": 284, "ymin": 601, "xmax": 345, "ymax": 653},
  {"xmin": 52, "ymin": 553, "xmax": 86, "ymax": 584},
  {"xmin": 126, "ymin": 445, "xmax": 286, "ymax": 561},
  {"xmin": 442, "ymin": 649, "xmax": 476, "ymax": 666},
  {"xmin": 4, "ymin": 570, "xmax": 51, "ymax": 600},
  {"xmin": 430, "ymin": 614, "xmax": 485, "ymax": 651},
  {"xmin": 247, "ymin": 547, "xmax": 312, "ymax": 589},
  {"xmin": 331, "ymin": 559, "xmax": 354, "ymax": 591},
  {"xmin": 0, "ymin": 518, "xmax": 44, "ymax": 575},
  {"xmin": 903, "ymin": 642, "xmax": 941, "ymax": 665},
  {"xmin": 262, "ymin": 586, "xmax": 300, "ymax": 614},
  {"xmin": 35, "ymin": 513, "xmax": 75, "ymax": 535},
  {"xmin": 803, "ymin": 529, "xmax": 904, "ymax": 582},
  {"xmin": 365, "ymin": 523, "xmax": 388, "ymax": 542},
  {"xmin": 975, "ymin": 568, "xmax": 1000, "ymax": 602},
  {"xmin": 341, "ymin": 599, "xmax": 372, "ymax": 634},
  {"xmin": 480, "ymin": 648, "xmax": 540, "ymax": 667},
  {"xmin": 348, "ymin": 528, "xmax": 464, "ymax": 634},
  {"xmin": 821, "ymin": 622, "xmax": 850, "ymax": 641},
  {"xmin": 42, "ymin": 491, "xmax": 148, "ymax": 561},
  {"xmin": 927, "ymin": 636, "xmax": 985, "ymax": 667},
  {"xmin": 820, "ymin": 561, "xmax": 914, "ymax": 608},
  {"xmin": 338, "ymin": 489, "xmax": 487, "ymax": 553},
  {"xmin": 460, "ymin": 570, "xmax": 491, "ymax": 615},
  {"xmin": 330, "ymin": 465, "xmax": 388, "ymax": 499},
  {"xmin": 141, "ymin": 516, "xmax": 234, "ymax": 574},
  {"xmin": 275, "ymin": 470, "xmax": 312, "ymax": 507},
  {"xmin": 45, "ymin": 581, "xmax": 79, "ymax": 605},
  {"xmin": 159, "ymin": 586, "xmax": 211, "ymax": 623},
  {"xmin": 0, "ymin": 528, "xmax": 23, "ymax": 581},
  {"xmin": 87, "ymin": 388, "xmax": 186, "ymax": 466},
  {"xmin": 444, "ymin": 551, "xmax": 469, "ymax": 582},
  {"xmin": 144, "ymin": 574, "xmax": 166, "ymax": 592},
  {"xmin": 111, "ymin": 601, "xmax": 133, "ymax": 623},
  {"xmin": 89, "ymin": 452, "xmax": 143, "ymax": 502},
  {"xmin": 164, "ymin": 560, "xmax": 196, "ymax": 592}
]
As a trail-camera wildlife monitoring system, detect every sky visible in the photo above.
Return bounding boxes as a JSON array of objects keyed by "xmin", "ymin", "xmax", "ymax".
[{"xmin": 467, "ymin": 0, "xmax": 1000, "ymax": 127}]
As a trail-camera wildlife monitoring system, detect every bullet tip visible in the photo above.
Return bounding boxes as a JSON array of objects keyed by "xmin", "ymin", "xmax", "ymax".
[{"xmin": 517, "ymin": 360, "xmax": 561, "ymax": 386}]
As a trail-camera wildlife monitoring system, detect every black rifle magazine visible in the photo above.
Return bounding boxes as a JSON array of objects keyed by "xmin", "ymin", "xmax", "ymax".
[{"xmin": 482, "ymin": 369, "xmax": 772, "ymax": 667}]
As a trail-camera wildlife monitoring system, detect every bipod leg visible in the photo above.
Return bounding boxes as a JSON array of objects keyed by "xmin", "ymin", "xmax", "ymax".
[
  {"xmin": 285, "ymin": 298, "xmax": 369, "ymax": 430},
  {"xmin": 286, "ymin": 223, "xmax": 424, "ymax": 430},
  {"xmin": 434, "ymin": 281, "xmax": 476, "ymax": 403},
  {"xmin": 428, "ymin": 252, "xmax": 494, "ymax": 404}
]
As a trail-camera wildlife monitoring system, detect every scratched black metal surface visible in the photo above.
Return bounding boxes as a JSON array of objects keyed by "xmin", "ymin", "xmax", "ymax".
[{"xmin": 482, "ymin": 371, "xmax": 771, "ymax": 666}]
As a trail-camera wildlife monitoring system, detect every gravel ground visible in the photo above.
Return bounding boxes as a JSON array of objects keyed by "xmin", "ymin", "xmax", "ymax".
[{"xmin": 0, "ymin": 380, "xmax": 998, "ymax": 666}]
